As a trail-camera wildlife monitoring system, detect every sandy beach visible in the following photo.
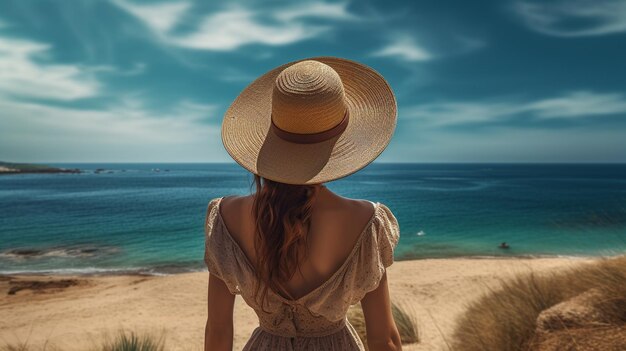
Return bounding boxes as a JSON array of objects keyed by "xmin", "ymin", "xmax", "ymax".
[{"xmin": 0, "ymin": 257, "xmax": 595, "ymax": 351}]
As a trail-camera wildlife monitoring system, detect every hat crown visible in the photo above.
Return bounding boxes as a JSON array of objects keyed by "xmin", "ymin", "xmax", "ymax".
[{"xmin": 272, "ymin": 60, "xmax": 347, "ymax": 134}]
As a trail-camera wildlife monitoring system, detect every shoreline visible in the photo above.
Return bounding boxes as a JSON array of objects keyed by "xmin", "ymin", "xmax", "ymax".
[
  {"xmin": 0, "ymin": 254, "xmax": 610, "ymax": 278},
  {"xmin": 0, "ymin": 257, "xmax": 600, "ymax": 351}
]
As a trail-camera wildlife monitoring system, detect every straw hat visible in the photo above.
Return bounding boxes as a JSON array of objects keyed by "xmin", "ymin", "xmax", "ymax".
[{"xmin": 221, "ymin": 56, "xmax": 397, "ymax": 185}]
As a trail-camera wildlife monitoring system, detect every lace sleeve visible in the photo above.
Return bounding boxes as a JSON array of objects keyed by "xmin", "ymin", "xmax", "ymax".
[
  {"xmin": 376, "ymin": 203, "xmax": 400, "ymax": 268},
  {"xmin": 203, "ymin": 197, "xmax": 243, "ymax": 295},
  {"xmin": 204, "ymin": 198, "xmax": 223, "ymax": 278}
]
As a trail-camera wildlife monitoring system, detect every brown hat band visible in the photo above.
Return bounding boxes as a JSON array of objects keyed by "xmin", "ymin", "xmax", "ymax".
[{"xmin": 270, "ymin": 110, "xmax": 350, "ymax": 144}]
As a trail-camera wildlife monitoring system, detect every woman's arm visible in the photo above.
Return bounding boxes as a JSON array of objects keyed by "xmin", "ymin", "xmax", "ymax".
[
  {"xmin": 205, "ymin": 272, "xmax": 236, "ymax": 351},
  {"xmin": 360, "ymin": 272, "xmax": 403, "ymax": 351}
]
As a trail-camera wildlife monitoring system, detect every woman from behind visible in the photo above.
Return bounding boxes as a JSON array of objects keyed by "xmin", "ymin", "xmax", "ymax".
[{"xmin": 204, "ymin": 57, "xmax": 402, "ymax": 350}]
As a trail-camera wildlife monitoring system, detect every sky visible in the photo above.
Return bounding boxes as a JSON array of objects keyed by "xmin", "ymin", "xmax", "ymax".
[{"xmin": 1, "ymin": 0, "xmax": 625, "ymax": 163}]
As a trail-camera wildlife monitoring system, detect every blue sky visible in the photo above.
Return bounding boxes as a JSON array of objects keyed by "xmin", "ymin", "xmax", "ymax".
[{"xmin": 1, "ymin": 0, "xmax": 625, "ymax": 163}]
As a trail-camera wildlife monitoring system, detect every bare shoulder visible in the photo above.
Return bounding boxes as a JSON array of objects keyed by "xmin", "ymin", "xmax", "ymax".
[
  {"xmin": 218, "ymin": 194, "xmax": 255, "ymax": 240},
  {"xmin": 318, "ymin": 194, "xmax": 377, "ymax": 226},
  {"xmin": 336, "ymin": 195, "xmax": 377, "ymax": 214},
  {"xmin": 309, "ymin": 195, "xmax": 378, "ymax": 272},
  {"xmin": 219, "ymin": 194, "xmax": 249, "ymax": 210},
  {"xmin": 219, "ymin": 194, "xmax": 254, "ymax": 218}
]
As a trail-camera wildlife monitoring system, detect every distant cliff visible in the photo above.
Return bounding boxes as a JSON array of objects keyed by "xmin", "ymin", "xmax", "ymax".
[{"xmin": 0, "ymin": 161, "xmax": 81, "ymax": 175}]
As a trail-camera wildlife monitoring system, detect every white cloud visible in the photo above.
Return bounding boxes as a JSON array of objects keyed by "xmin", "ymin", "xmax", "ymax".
[
  {"xmin": 371, "ymin": 35, "xmax": 432, "ymax": 62},
  {"xmin": 528, "ymin": 91, "xmax": 626, "ymax": 117},
  {"xmin": 113, "ymin": 0, "xmax": 191, "ymax": 33},
  {"xmin": 0, "ymin": 20, "xmax": 222, "ymax": 162},
  {"xmin": 0, "ymin": 37, "xmax": 99, "ymax": 100},
  {"xmin": 174, "ymin": 7, "xmax": 328, "ymax": 50},
  {"xmin": 170, "ymin": 99, "xmax": 218, "ymax": 120},
  {"xmin": 371, "ymin": 33, "xmax": 487, "ymax": 63},
  {"xmin": 273, "ymin": 2, "xmax": 356, "ymax": 22},
  {"xmin": 0, "ymin": 97, "xmax": 222, "ymax": 162},
  {"xmin": 514, "ymin": 0, "xmax": 626, "ymax": 37},
  {"xmin": 405, "ymin": 101, "xmax": 520, "ymax": 126},
  {"xmin": 405, "ymin": 91, "xmax": 626, "ymax": 126},
  {"xmin": 114, "ymin": 1, "xmax": 357, "ymax": 51},
  {"xmin": 86, "ymin": 62, "xmax": 147, "ymax": 76}
]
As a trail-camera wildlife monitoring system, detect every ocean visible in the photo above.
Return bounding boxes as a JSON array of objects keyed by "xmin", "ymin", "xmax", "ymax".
[{"xmin": 1, "ymin": 163, "xmax": 625, "ymax": 275}]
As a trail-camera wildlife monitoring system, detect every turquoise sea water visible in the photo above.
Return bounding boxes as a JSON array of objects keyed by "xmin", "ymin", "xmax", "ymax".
[{"xmin": 0, "ymin": 163, "xmax": 625, "ymax": 275}]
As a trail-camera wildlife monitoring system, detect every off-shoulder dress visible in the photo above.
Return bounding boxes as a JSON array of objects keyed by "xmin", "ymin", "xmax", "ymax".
[{"xmin": 204, "ymin": 196, "xmax": 400, "ymax": 350}]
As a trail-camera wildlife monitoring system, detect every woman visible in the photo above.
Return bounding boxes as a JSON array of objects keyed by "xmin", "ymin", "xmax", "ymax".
[{"xmin": 204, "ymin": 57, "xmax": 402, "ymax": 350}]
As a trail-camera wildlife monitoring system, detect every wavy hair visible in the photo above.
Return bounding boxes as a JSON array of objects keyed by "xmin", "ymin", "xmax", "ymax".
[{"xmin": 251, "ymin": 174, "xmax": 320, "ymax": 312}]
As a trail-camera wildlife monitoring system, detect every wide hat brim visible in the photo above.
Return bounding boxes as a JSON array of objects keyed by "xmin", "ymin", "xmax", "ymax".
[{"xmin": 221, "ymin": 56, "xmax": 397, "ymax": 185}]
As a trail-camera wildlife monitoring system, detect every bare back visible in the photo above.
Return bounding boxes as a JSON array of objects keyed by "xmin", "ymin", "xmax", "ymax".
[{"xmin": 218, "ymin": 186, "xmax": 376, "ymax": 301}]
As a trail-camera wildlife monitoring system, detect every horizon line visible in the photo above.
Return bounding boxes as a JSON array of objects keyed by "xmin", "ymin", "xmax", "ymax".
[{"xmin": 6, "ymin": 161, "xmax": 626, "ymax": 165}]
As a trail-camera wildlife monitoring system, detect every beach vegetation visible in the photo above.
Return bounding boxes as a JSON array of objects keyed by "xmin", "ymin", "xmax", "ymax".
[
  {"xmin": 0, "ymin": 328, "xmax": 167, "ymax": 351},
  {"xmin": 97, "ymin": 329, "xmax": 166, "ymax": 351},
  {"xmin": 451, "ymin": 256, "xmax": 626, "ymax": 351},
  {"xmin": 0, "ymin": 340, "xmax": 61, "ymax": 351},
  {"xmin": 348, "ymin": 300, "xmax": 420, "ymax": 349}
]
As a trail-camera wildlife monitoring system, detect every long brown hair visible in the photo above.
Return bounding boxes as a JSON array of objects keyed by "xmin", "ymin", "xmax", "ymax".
[{"xmin": 251, "ymin": 174, "xmax": 320, "ymax": 311}]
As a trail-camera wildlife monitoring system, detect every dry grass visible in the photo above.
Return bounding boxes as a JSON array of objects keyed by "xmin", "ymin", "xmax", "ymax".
[
  {"xmin": 450, "ymin": 256, "xmax": 626, "ymax": 351},
  {"xmin": 1, "ymin": 328, "xmax": 167, "ymax": 351},
  {"xmin": 0, "ymin": 327, "xmax": 62, "ymax": 351},
  {"xmin": 348, "ymin": 300, "xmax": 420, "ymax": 349},
  {"xmin": 392, "ymin": 302, "xmax": 420, "ymax": 344},
  {"xmin": 96, "ymin": 329, "xmax": 166, "ymax": 351},
  {"xmin": 0, "ymin": 341, "xmax": 61, "ymax": 351}
]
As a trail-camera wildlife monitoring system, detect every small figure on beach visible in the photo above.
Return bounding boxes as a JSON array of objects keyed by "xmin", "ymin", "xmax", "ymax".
[{"xmin": 499, "ymin": 242, "xmax": 510, "ymax": 249}]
